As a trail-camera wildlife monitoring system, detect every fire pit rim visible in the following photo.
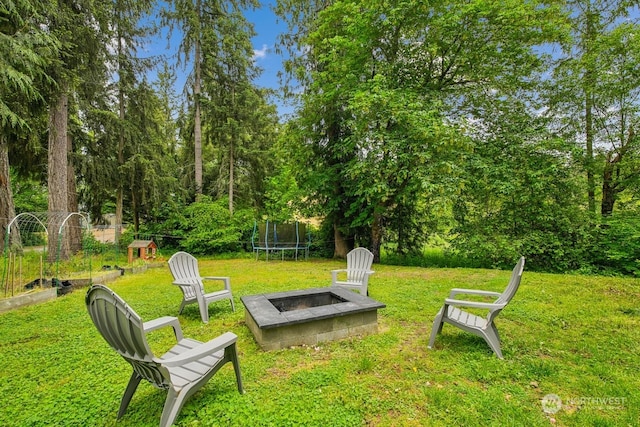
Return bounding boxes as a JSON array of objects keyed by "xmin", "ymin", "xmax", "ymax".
[{"xmin": 240, "ymin": 287, "xmax": 385, "ymax": 329}]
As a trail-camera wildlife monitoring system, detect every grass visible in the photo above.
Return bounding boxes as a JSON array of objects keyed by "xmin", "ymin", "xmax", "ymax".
[{"xmin": 1, "ymin": 258, "xmax": 639, "ymax": 426}]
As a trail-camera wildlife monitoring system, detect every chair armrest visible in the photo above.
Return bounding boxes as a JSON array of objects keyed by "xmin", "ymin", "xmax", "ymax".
[
  {"xmin": 202, "ymin": 276, "xmax": 229, "ymax": 281},
  {"xmin": 202, "ymin": 276, "xmax": 231, "ymax": 290},
  {"xmin": 444, "ymin": 298, "xmax": 503, "ymax": 310},
  {"xmin": 331, "ymin": 269, "xmax": 347, "ymax": 283},
  {"xmin": 160, "ymin": 332, "xmax": 238, "ymax": 367},
  {"xmin": 143, "ymin": 316, "xmax": 184, "ymax": 341},
  {"xmin": 448, "ymin": 288, "xmax": 502, "ymax": 299}
]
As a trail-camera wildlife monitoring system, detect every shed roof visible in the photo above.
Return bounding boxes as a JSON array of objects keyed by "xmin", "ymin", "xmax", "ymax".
[{"xmin": 128, "ymin": 240, "xmax": 156, "ymax": 248}]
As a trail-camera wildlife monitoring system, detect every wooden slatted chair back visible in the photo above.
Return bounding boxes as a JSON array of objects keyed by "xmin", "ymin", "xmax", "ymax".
[
  {"xmin": 346, "ymin": 247, "xmax": 374, "ymax": 282},
  {"xmin": 85, "ymin": 285, "xmax": 170, "ymax": 388},
  {"xmin": 486, "ymin": 256, "xmax": 525, "ymax": 324},
  {"xmin": 168, "ymin": 252, "xmax": 204, "ymax": 299},
  {"xmin": 495, "ymin": 256, "xmax": 525, "ymax": 306}
]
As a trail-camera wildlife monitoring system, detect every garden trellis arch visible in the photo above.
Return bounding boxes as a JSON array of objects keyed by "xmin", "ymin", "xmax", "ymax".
[{"xmin": 2, "ymin": 212, "xmax": 91, "ymax": 292}]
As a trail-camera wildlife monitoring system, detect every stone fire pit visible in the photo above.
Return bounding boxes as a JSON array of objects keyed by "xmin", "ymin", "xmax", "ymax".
[{"xmin": 241, "ymin": 287, "xmax": 386, "ymax": 351}]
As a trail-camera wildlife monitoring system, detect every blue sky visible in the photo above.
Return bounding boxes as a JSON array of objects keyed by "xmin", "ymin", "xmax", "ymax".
[
  {"xmin": 246, "ymin": 1, "xmax": 295, "ymax": 117},
  {"xmin": 245, "ymin": 2, "xmax": 283, "ymax": 87}
]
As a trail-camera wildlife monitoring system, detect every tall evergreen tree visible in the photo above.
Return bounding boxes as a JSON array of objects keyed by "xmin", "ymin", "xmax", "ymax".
[
  {"xmin": 199, "ymin": 3, "xmax": 277, "ymax": 214},
  {"xmin": 124, "ymin": 79, "xmax": 182, "ymax": 231},
  {"xmin": 164, "ymin": 0, "xmax": 208, "ymax": 196},
  {"xmin": 165, "ymin": 0, "xmax": 259, "ymax": 201},
  {"xmin": 109, "ymin": 0, "xmax": 155, "ymax": 237},
  {"xmin": 154, "ymin": 62, "xmax": 181, "ymax": 158},
  {"xmin": 0, "ymin": 0, "xmax": 58, "ymax": 251},
  {"xmin": 43, "ymin": 0, "xmax": 111, "ymax": 261}
]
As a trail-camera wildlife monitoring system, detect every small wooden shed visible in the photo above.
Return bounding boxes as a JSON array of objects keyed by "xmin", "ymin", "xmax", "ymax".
[{"xmin": 127, "ymin": 240, "xmax": 157, "ymax": 264}]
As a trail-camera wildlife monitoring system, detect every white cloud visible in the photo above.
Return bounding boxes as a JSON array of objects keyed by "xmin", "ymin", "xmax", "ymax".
[{"xmin": 253, "ymin": 44, "xmax": 269, "ymax": 60}]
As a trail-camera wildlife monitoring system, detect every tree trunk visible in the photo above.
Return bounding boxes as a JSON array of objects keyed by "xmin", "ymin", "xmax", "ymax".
[
  {"xmin": 47, "ymin": 89, "xmax": 69, "ymax": 262},
  {"xmin": 600, "ymin": 126, "xmax": 634, "ymax": 216},
  {"xmin": 600, "ymin": 149, "xmax": 618, "ymax": 216},
  {"xmin": 194, "ymin": 35, "xmax": 203, "ymax": 197},
  {"xmin": 333, "ymin": 222, "xmax": 352, "ymax": 258},
  {"xmin": 132, "ymin": 181, "xmax": 139, "ymax": 232},
  {"xmin": 0, "ymin": 135, "xmax": 19, "ymax": 253},
  {"xmin": 115, "ymin": 31, "xmax": 125, "ymax": 243},
  {"xmin": 600, "ymin": 172, "xmax": 616, "ymax": 216},
  {"xmin": 228, "ymin": 84, "xmax": 236, "ymax": 214},
  {"xmin": 67, "ymin": 133, "xmax": 82, "ymax": 253},
  {"xmin": 115, "ymin": 189, "xmax": 123, "ymax": 246},
  {"xmin": 370, "ymin": 210, "xmax": 383, "ymax": 263},
  {"xmin": 229, "ymin": 139, "xmax": 234, "ymax": 214}
]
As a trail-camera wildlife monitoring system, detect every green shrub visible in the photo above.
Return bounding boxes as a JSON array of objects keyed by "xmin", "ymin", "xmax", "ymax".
[
  {"xmin": 180, "ymin": 196, "xmax": 254, "ymax": 255},
  {"xmin": 592, "ymin": 214, "xmax": 640, "ymax": 276},
  {"xmin": 19, "ymin": 230, "xmax": 46, "ymax": 247}
]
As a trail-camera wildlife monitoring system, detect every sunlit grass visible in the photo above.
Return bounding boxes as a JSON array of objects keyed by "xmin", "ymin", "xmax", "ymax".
[{"xmin": 0, "ymin": 258, "xmax": 638, "ymax": 426}]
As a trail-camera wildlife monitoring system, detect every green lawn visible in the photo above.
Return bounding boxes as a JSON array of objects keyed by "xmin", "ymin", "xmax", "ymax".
[{"xmin": 1, "ymin": 258, "xmax": 638, "ymax": 426}]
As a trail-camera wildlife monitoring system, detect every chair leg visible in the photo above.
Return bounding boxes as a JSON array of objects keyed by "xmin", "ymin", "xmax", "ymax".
[
  {"xmin": 228, "ymin": 343, "xmax": 244, "ymax": 394},
  {"xmin": 428, "ymin": 308, "xmax": 445, "ymax": 349},
  {"xmin": 118, "ymin": 372, "xmax": 142, "ymax": 419},
  {"xmin": 229, "ymin": 296, "xmax": 236, "ymax": 312},
  {"xmin": 483, "ymin": 324, "xmax": 503, "ymax": 359},
  {"xmin": 198, "ymin": 300, "xmax": 209, "ymax": 324},
  {"xmin": 159, "ymin": 388, "xmax": 189, "ymax": 427}
]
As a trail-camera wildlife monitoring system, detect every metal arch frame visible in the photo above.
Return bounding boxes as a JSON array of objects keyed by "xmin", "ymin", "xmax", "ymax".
[
  {"xmin": 3, "ymin": 213, "xmax": 49, "ymax": 291},
  {"xmin": 2, "ymin": 211, "xmax": 92, "ymax": 292},
  {"xmin": 55, "ymin": 212, "xmax": 91, "ymax": 277}
]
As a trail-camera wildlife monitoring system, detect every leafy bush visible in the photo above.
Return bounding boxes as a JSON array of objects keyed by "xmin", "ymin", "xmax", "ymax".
[
  {"xmin": 118, "ymin": 228, "xmax": 137, "ymax": 251},
  {"xmin": 82, "ymin": 230, "xmax": 114, "ymax": 255},
  {"xmin": 263, "ymin": 165, "xmax": 304, "ymax": 223},
  {"xmin": 451, "ymin": 232, "xmax": 522, "ymax": 269},
  {"xmin": 179, "ymin": 196, "xmax": 254, "ymax": 255},
  {"xmin": 19, "ymin": 230, "xmax": 46, "ymax": 247},
  {"xmin": 591, "ymin": 213, "xmax": 640, "ymax": 276},
  {"xmin": 137, "ymin": 201, "xmax": 192, "ymax": 250},
  {"xmin": 310, "ymin": 219, "xmax": 337, "ymax": 258}
]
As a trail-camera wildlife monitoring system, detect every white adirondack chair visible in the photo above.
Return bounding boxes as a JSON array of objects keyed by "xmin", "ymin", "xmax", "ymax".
[
  {"xmin": 85, "ymin": 284, "xmax": 243, "ymax": 427},
  {"xmin": 168, "ymin": 251, "xmax": 235, "ymax": 323},
  {"xmin": 331, "ymin": 247, "xmax": 375, "ymax": 295},
  {"xmin": 428, "ymin": 256, "xmax": 525, "ymax": 359}
]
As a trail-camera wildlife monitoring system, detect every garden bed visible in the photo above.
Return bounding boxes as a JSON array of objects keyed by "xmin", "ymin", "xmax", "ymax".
[
  {"xmin": 0, "ymin": 287, "xmax": 58, "ymax": 314},
  {"xmin": 0, "ymin": 262, "xmax": 165, "ymax": 313}
]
